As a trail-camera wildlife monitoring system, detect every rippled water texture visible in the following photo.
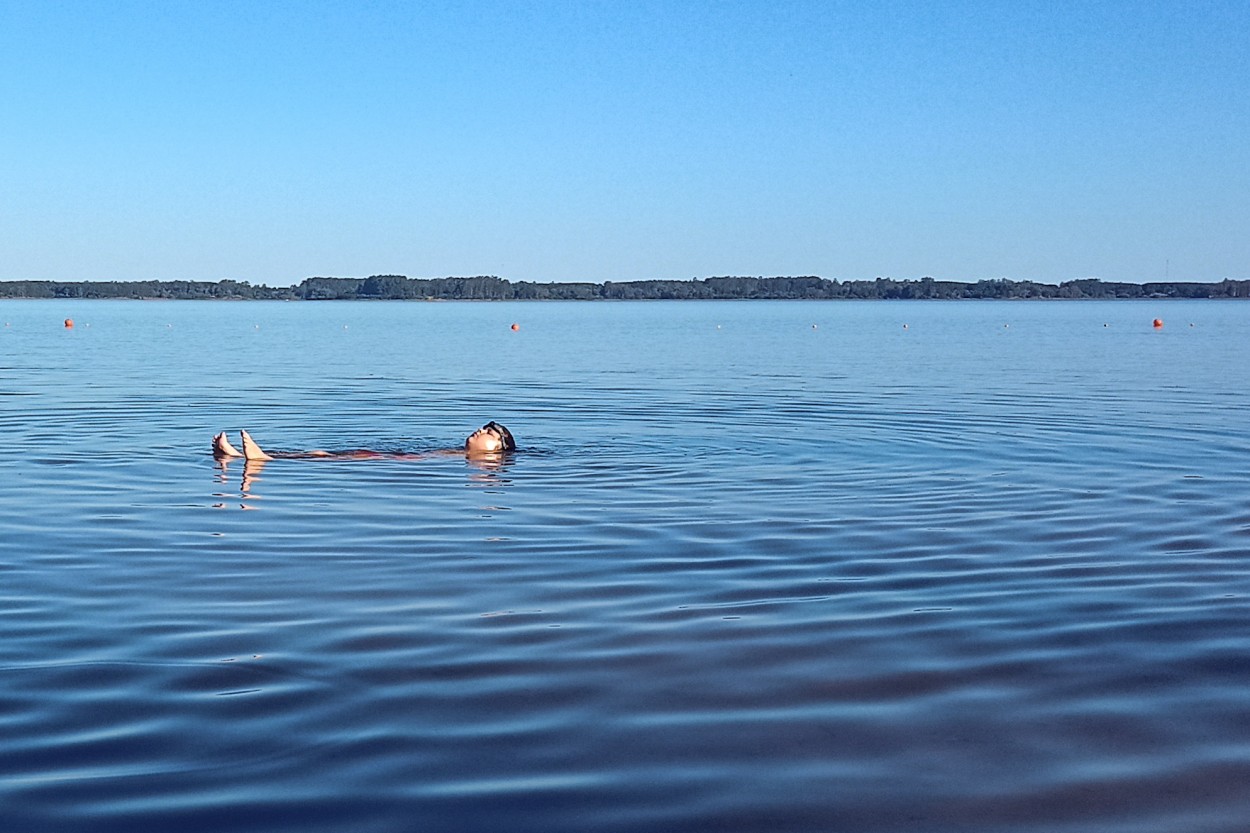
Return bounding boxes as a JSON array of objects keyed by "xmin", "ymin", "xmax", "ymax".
[{"xmin": 3, "ymin": 299, "xmax": 1249, "ymax": 832}]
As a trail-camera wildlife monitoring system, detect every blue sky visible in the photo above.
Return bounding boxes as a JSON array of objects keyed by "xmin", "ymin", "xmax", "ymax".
[{"xmin": 1, "ymin": 0, "xmax": 1246, "ymax": 284}]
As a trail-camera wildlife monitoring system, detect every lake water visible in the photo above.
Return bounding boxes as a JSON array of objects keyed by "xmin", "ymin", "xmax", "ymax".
[{"xmin": 2, "ymin": 298, "xmax": 1249, "ymax": 832}]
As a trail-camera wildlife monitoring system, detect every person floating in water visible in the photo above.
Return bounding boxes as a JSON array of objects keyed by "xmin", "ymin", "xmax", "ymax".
[{"xmin": 212, "ymin": 422, "xmax": 516, "ymax": 461}]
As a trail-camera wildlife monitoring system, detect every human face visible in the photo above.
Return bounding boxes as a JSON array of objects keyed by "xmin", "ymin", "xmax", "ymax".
[{"xmin": 464, "ymin": 426, "xmax": 504, "ymax": 456}]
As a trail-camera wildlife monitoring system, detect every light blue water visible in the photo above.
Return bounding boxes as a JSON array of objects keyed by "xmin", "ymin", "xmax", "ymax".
[{"xmin": 2, "ymin": 299, "xmax": 1249, "ymax": 832}]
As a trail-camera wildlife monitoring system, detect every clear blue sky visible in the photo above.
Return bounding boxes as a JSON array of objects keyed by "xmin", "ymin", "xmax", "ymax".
[{"xmin": 2, "ymin": 0, "xmax": 1246, "ymax": 285}]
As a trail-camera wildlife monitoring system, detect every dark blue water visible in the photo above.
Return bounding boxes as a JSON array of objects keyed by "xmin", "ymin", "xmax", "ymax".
[{"xmin": 3, "ymin": 299, "xmax": 1249, "ymax": 832}]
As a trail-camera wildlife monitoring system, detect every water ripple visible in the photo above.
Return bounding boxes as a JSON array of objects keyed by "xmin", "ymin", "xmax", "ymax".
[{"xmin": 3, "ymin": 300, "xmax": 1250, "ymax": 831}]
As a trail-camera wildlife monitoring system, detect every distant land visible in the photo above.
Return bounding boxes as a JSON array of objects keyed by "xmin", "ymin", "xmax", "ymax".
[{"xmin": 1, "ymin": 276, "xmax": 1248, "ymax": 301}]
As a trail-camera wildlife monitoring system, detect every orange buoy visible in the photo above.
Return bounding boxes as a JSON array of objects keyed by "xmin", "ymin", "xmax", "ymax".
[
  {"xmin": 64, "ymin": 318, "xmax": 74, "ymax": 328},
  {"xmin": 1152, "ymin": 318, "xmax": 1164, "ymax": 328},
  {"xmin": 510, "ymin": 323, "xmax": 519, "ymax": 331}
]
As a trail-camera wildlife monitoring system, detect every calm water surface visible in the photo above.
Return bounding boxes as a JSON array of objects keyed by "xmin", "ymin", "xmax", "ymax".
[{"xmin": 2, "ymin": 299, "xmax": 1249, "ymax": 832}]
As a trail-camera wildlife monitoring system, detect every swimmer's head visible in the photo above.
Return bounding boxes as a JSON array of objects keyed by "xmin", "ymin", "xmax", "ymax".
[{"xmin": 465, "ymin": 421, "xmax": 515, "ymax": 457}]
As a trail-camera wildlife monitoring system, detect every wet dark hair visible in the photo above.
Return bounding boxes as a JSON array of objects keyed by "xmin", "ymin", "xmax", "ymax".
[{"xmin": 477, "ymin": 421, "xmax": 516, "ymax": 452}]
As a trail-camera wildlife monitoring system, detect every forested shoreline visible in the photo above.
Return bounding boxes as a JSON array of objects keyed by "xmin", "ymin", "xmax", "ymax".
[{"xmin": 2, "ymin": 275, "xmax": 1248, "ymax": 301}]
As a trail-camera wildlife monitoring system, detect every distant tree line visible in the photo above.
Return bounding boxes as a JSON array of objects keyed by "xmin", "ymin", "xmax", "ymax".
[
  {"xmin": 2, "ymin": 275, "xmax": 1248, "ymax": 301},
  {"xmin": 0, "ymin": 279, "xmax": 297, "ymax": 300}
]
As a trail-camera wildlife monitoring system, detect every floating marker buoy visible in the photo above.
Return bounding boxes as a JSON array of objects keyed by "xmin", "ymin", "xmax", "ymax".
[
  {"xmin": 812, "ymin": 324, "xmax": 818, "ymax": 329},
  {"xmin": 902, "ymin": 323, "xmax": 909, "ymax": 330},
  {"xmin": 510, "ymin": 323, "xmax": 519, "ymax": 331},
  {"xmin": 64, "ymin": 318, "xmax": 74, "ymax": 328},
  {"xmin": 1152, "ymin": 318, "xmax": 1164, "ymax": 328}
]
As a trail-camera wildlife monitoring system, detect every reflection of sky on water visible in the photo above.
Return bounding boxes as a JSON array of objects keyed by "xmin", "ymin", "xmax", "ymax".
[{"xmin": 3, "ymin": 299, "xmax": 1250, "ymax": 832}]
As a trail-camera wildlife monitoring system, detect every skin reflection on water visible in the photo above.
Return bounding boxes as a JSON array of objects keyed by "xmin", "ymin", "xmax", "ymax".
[
  {"xmin": 212, "ymin": 454, "xmax": 513, "ymax": 510},
  {"xmin": 213, "ymin": 458, "xmax": 268, "ymax": 510}
]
